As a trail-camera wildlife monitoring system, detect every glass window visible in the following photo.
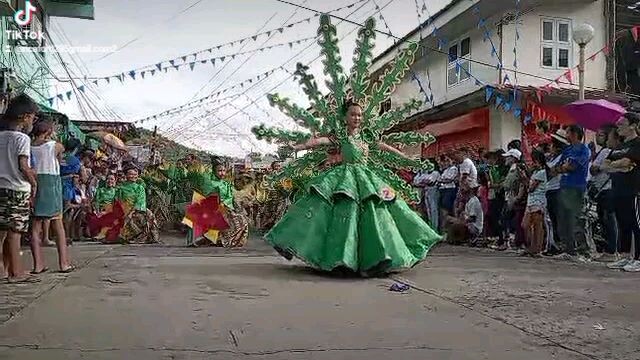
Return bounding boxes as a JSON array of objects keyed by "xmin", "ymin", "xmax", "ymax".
[
  {"xmin": 542, "ymin": 47, "xmax": 553, "ymax": 67},
  {"xmin": 558, "ymin": 48, "xmax": 569, "ymax": 68},
  {"xmin": 448, "ymin": 44, "xmax": 458, "ymax": 63},
  {"xmin": 542, "ymin": 21, "xmax": 554, "ymax": 41},
  {"xmin": 558, "ymin": 22, "xmax": 569, "ymax": 42},
  {"xmin": 447, "ymin": 66, "xmax": 458, "ymax": 85},
  {"xmin": 460, "ymin": 38, "xmax": 471, "ymax": 57},
  {"xmin": 459, "ymin": 60, "xmax": 470, "ymax": 80}
]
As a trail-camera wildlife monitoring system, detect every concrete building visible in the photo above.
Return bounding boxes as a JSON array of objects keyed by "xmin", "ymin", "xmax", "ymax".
[
  {"xmin": 0, "ymin": 0, "xmax": 95, "ymax": 108},
  {"xmin": 371, "ymin": 0, "xmax": 638, "ymax": 157}
]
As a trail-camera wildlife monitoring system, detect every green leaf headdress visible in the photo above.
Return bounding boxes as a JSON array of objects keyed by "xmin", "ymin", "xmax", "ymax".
[{"xmin": 252, "ymin": 15, "xmax": 436, "ymax": 202}]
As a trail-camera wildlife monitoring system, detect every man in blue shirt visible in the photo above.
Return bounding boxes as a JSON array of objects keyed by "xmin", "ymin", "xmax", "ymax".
[{"xmin": 552, "ymin": 125, "xmax": 591, "ymax": 257}]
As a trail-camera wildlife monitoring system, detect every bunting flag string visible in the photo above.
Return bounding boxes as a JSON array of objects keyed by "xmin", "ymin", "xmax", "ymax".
[
  {"xmin": 134, "ymin": 67, "xmax": 283, "ymax": 124},
  {"xmin": 161, "ymin": 0, "xmax": 368, "ymax": 64},
  {"xmin": 47, "ymin": 37, "xmax": 313, "ymax": 106},
  {"xmin": 471, "ymin": 3, "xmax": 503, "ymax": 72},
  {"xmin": 534, "ymin": 25, "xmax": 640, "ymax": 102}
]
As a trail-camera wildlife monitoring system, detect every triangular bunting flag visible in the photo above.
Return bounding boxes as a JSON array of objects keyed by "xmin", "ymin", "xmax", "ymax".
[
  {"xmin": 189, "ymin": 62, "xmax": 196, "ymax": 71},
  {"xmin": 201, "ymin": 60, "xmax": 207, "ymax": 64},
  {"xmin": 632, "ymin": 26, "xmax": 639, "ymax": 42},
  {"xmin": 48, "ymin": 98, "xmax": 54, "ymax": 106},
  {"xmin": 289, "ymin": 42, "xmax": 293, "ymax": 49},
  {"xmin": 78, "ymin": 85, "xmax": 85, "ymax": 93},
  {"xmin": 150, "ymin": 70, "xmax": 156, "ymax": 76},
  {"xmin": 220, "ymin": 56, "xmax": 226, "ymax": 62},
  {"xmin": 495, "ymin": 95, "xmax": 503, "ymax": 107},
  {"xmin": 278, "ymin": 28, "xmax": 284, "ymax": 33},
  {"xmin": 117, "ymin": 74, "xmax": 123, "ymax": 82},
  {"xmin": 513, "ymin": 108, "xmax": 522, "ymax": 118},
  {"xmin": 211, "ymin": 58, "xmax": 216, "ymax": 66},
  {"xmin": 156, "ymin": 63, "xmax": 162, "ymax": 71},
  {"xmin": 105, "ymin": 77, "xmax": 111, "ymax": 84},
  {"xmin": 503, "ymin": 74, "xmax": 511, "ymax": 84},
  {"xmin": 57, "ymin": 94, "xmax": 64, "ymax": 101},
  {"xmin": 252, "ymin": 35, "xmax": 258, "ymax": 41},
  {"xmin": 169, "ymin": 60, "xmax": 175, "ymax": 66},
  {"xmin": 66, "ymin": 91, "xmax": 72, "ymax": 100},
  {"xmin": 128, "ymin": 70, "xmax": 136, "ymax": 80},
  {"xmin": 192, "ymin": 53, "xmax": 198, "ymax": 60},
  {"xmin": 266, "ymin": 31, "xmax": 271, "ymax": 37},
  {"xmin": 564, "ymin": 69, "xmax": 574, "ymax": 84},
  {"xmin": 181, "ymin": 56, "xmax": 187, "ymax": 62},
  {"xmin": 141, "ymin": 71, "xmax": 146, "ymax": 79},
  {"xmin": 485, "ymin": 86, "xmax": 494, "ymax": 102},
  {"xmin": 92, "ymin": 80, "xmax": 98, "ymax": 86},
  {"xmin": 503, "ymin": 99, "xmax": 513, "ymax": 112},
  {"xmin": 524, "ymin": 114, "xmax": 532, "ymax": 124},
  {"xmin": 208, "ymin": 48, "xmax": 213, "ymax": 53}
]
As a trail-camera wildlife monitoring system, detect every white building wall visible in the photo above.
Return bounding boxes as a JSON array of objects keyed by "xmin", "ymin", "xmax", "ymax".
[
  {"xmin": 500, "ymin": 0, "xmax": 607, "ymax": 90},
  {"xmin": 375, "ymin": 0, "xmax": 606, "ymax": 152}
]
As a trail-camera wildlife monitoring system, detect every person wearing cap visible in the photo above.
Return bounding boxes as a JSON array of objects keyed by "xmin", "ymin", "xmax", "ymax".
[
  {"xmin": 501, "ymin": 148, "xmax": 527, "ymax": 250},
  {"xmin": 544, "ymin": 130, "xmax": 570, "ymax": 254},
  {"xmin": 551, "ymin": 124, "xmax": 591, "ymax": 258}
]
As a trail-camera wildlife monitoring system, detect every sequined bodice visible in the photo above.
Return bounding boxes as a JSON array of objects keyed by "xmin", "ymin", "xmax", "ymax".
[{"xmin": 341, "ymin": 135, "xmax": 368, "ymax": 164}]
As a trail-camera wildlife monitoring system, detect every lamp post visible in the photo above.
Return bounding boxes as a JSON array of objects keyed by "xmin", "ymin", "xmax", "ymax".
[{"xmin": 573, "ymin": 23, "xmax": 595, "ymax": 101}]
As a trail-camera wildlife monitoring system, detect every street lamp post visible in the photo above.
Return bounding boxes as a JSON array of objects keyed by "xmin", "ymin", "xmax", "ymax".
[{"xmin": 573, "ymin": 23, "xmax": 595, "ymax": 101}]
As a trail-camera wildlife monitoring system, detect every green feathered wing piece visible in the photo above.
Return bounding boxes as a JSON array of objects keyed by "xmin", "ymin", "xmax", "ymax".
[{"xmin": 251, "ymin": 15, "xmax": 436, "ymax": 201}]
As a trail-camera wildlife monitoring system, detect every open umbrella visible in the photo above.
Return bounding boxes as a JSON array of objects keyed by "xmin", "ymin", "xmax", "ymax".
[
  {"xmin": 88, "ymin": 131, "xmax": 128, "ymax": 151},
  {"xmin": 563, "ymin": 99, "xmax": 626, "ymax": 131}
]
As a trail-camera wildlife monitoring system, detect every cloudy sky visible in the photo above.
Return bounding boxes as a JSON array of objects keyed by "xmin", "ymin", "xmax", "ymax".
[{"xmin": 49, "ymin": 0, "xmax": 450, "ymax": 157}]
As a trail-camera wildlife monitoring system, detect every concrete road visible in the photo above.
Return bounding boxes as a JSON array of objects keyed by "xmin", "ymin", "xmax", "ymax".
[{"xmin": 0, "ymin": 237, "xmax": 638, "ymax": 360}]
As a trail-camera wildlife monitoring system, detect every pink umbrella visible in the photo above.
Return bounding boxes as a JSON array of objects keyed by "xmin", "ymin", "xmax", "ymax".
[{"xmin": 563, "ymin": 99, "xmax": 627, "ymax": 131}]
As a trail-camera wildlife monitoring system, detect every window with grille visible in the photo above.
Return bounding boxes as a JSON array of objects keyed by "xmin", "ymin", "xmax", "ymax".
[
  {"xmin": 540, "ymin": 18, "xmax": 572, "ymax": 69},
  {"xmin": 447, "ymin": 37, "xmax": 471, "ymax": 87}
]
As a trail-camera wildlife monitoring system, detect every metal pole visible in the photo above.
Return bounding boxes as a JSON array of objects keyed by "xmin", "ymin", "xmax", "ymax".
[{"xmin": 579, "ymin": 43, "xmax": 586, "ymax": 100}]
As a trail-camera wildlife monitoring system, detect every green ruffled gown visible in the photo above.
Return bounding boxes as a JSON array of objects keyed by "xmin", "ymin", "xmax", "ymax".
[{"xmin": 265, "ymin": 136, "xmax": 441, "ymax": 276}]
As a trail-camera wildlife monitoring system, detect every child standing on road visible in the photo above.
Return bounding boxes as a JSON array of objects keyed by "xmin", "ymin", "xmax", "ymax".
[
  {"xmin": 522, "ymin": 150, "xmax": 548, "ymax": 257},
  {"xmin": 0, "ymin": 95, "xmax": 39, "ymax": 283}
]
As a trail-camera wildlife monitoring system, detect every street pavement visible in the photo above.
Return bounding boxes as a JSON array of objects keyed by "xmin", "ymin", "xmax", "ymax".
[{"xmin": 0, "ymin": 235, "xmax": 638, "ymax": 360}]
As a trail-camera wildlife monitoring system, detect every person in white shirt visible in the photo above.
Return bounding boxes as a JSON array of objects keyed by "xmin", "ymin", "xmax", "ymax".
[
  {"xmin": 545, "ymin": 131, "xmax": 569, "ymax": 254},
  {"xmin": 0, "ymin": 95, "xmax": 39, "ymax": 283},
  {"xmin": 413, "ymin": 158, "xmax": 441, "ymax": 230},
  {"xmin": 452, "ymin": 147, "xmax": 478, "ymax": 217},
  {"xmin": 446, "ymin": 185, "xmax": 484, "ymax": 245},
  {"xmin": 588, "ymin": 125, "xmax": 618, "ymax": 255},
  {"xmin": 438, "ymin": 155, "xmax": 458, "ymax": 223}
]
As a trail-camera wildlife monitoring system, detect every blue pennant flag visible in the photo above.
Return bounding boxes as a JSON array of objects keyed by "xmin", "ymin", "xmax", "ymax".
[
  {"xmin": 141, "ymin": 71, "xmax": 146, "ymax": 79},
  {"xmin": 77, "ymin": 85, "xmax": 85, "ymax": 93},
  {"xmin": 66, "ymin": 91, "xmax": 72, "ymax": 100},
  {"xmin": 485, "ymin": 86, "xmax": 494, "ymax": 102},
  {"xmin": 150, "ymin": 70, "xmax": 156, "ymax": 76},
  {"xmin": 189, "ymin": 62, "xmax": 196, "ymax": 71},
  {"xmin": 105, "ymin": 77, "xmax": 111, "ymax": 84},
  {"xmin": 156, "ymin": 63, "xmax": 162, "ymax": 71},
  {"xmin": 524, "ymin": 114, "xmax": 532, "ymax": 124},
  {"xmin": 513, "ymin": 108, "xmax": 522, "ymax": 118},
  {"xmin": 48, "ymin": 98, "xmax": 54, "ymax": 106},
  {"xmin": 478, "ymin": 19, "xmax": 485, "ymax": 29},
  {"xmin": 503, "ymin": 74, "xmax": 511, "ymax": 84},
  {"xmin": 503, "ymin": 99, "xmax": 513, "ymax": 112},
  {"xmin": 92, "ymin": 80, "xmax": 98, "ymax": 86},
  {"xmin": 129, "ymin": 71, "xmax": 136, "ymax": 80},
  {"xmin": 57, "ymin": 94, "xmax": 64, "ymax": 101},
  {"xmin": 495, "ymin": 95, "xmax": 503, "ymax": 107},
  {"xmin": 169, "ymin": 60, "xmax": 175, "ymax": 66}
]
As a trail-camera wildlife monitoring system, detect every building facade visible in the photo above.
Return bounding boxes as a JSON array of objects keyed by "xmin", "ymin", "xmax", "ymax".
[
  {"xmin": 0, "ymin": 0, "xmax": 94, "ymax": 109},
  {"xmin": 371, "ymin": 0, "xmax": 637, "ymax": 157}
]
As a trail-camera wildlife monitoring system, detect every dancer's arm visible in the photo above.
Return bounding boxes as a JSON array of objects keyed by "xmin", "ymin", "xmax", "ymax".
[
  {"xmin": 292, "ymin": 137, "xmax": 332, "ymax": 151},
  {"xmin": 378, "ymin": 142, "xmax": 410, "ymax": 158}
]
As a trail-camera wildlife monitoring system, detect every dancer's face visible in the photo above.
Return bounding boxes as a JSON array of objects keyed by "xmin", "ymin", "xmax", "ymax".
[
  {"xmin": 106, "ymin": 174, "xmax": 116, "ymax": 187},
  {"xmin": 126, "ymin": 169, "xmax": 139, "ymax": 182},
  {"xmin": 346, "ymin": 105, "xmax": 363, "ymax": 133},
  {"xmin": 215, "ymin": 166, "xmax": 226, "ymax": 179}
]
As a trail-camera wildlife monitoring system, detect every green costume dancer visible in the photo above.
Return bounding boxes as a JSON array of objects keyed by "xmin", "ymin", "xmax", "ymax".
[{"xmin": 252, "ymin": 15, "xmax": 441, "ymax": 276}]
